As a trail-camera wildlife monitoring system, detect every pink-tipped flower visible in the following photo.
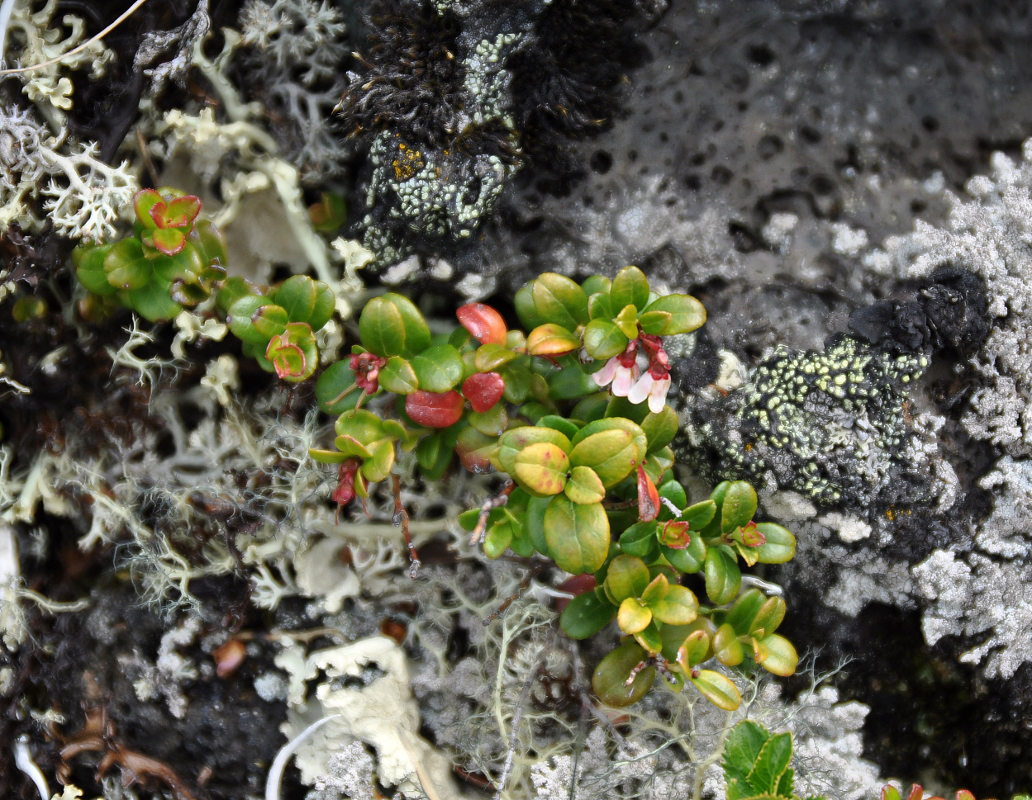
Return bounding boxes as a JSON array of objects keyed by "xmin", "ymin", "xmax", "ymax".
[
  {"xmin": 350, "ymin": 352, "xmax": 387, "ymax": 394},
  {"xmin": 594, "ymin": 341, "xmax": 640, "ymax": 395}
]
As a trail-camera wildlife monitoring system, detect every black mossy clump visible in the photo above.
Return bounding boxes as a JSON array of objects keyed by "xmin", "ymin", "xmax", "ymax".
[
  {"xmin": 337, "ymin": 0, "xmax": 468, "ymax": 149},
  {"xmin": 848, "ymin": 265, "xmax": 990, "ymax": 358}
]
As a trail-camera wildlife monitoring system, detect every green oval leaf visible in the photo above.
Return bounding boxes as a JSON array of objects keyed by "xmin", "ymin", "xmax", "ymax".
[
  {"xmin": 641, "ymin": 293, "xmax": 707, "ymax": 335},
  {"xmin": 104, "ymin": 239, "xmax": 151, "ymax": 290},
  {"xmin": 359, "ymin": 293, "xmax": 430, "ymax": 357},
  {"xmin": 648, "ymin": 583, "xmax": 699, "ymax": 625},
  {"xmin": 497, "ymin": 426, "xmax": 572, "ymax": 474},
  {"xmin": 704, "ymin": 546, "xmax": 741, "ymax": 605},
  {"xmin": 604, "ymin": 554, "xmax": 651, "ymax": 603},
  {"xmin": 569, "ymin": 428, "xmax": 639, "ymax": 486},
  {"xmin": 564, "ymin": 465, "xmax": 606, "ymax": 504},
  {"xmin": 610, "ymin": 265, "xmax": 650, "ymax": 311},
  {"xmin": 592, "ymin": 639, "xmax": 654, "ymax": 707},
  {"xmin": 544, "ymin": 496, "xmax": 610, "ymax": 574},
  {"xmin": 721, "ymin": 481, "xmax": 758, "ymax": 533},
  {"xmin": 531, "ymin": 272, "xmax": 589, "ymax": 328},
  {"xmin": 360, "ymin": 438, "xmax": 396, "ymax": 482},
  {"xmin": 691, "ymin": 669, "xmax": 741, "ymax": 711},
  {"xmin": 681, "ymin": 499, "xmax": 717, "ymax": 530},
  {"xmin": 662, "ymin": 533, "xmax": 707, "ymax": 574},
  {"xmin": 675, "ymin": 629, "xmax": 711, "ymax": 670},
  {"xmin": 513, "ymin": 442, "xmax": 570, "ymax": 496},
  {"xmin": 713, "ymin": 622, "xmax": 744, "ymax": 666},
  {"xmin": 474, "ymin": 342, "xmax": 517, "ymax": 372},
  {"xmin": 754, "ymin": 522, "xmax": 797, "ymax": 564},
  {"xmin": 618, "ymin": 521, "xmax": 660, "ymax": 561},
  {"xmin": 74, "ymin": 243, "xmax": 118, "ymax": 295},
  {"xmin": 126, "ymin": 280, "xmax": 181, "ymax": 321},
  {"xmin": 378, "ymin": 356, "xmax": 419, "ymax": 394},
  {"xmin": 560, "ymin": 587, "xmax": 616, "ymax": 639},
  {"xmin": 527, "ymin": 323, "xmax": 580, "ymax": 356},
  {"xmin": 757, "ymin": 633, "xmax": 798, "ymax": 676},
  {"xmin": 642, "ymin": 406, "xmax": 679, "ymax": 453},
  {"xmin": 725, "ymin": 588, "xmax": 768, "ymax": 634},
  {"xmin": 315, "ymin": 360, "xmax": 361, "ymax": 414},
  {"xmin": 618, "ymin": 597, "xmax": 653, "ymax": 634},
  {"xmin": 410, "ymin": 344, "xmax": 464, "ymax": 392},
  {"xmin": 582, "ymin": 318, "xmax": 629, "ymax": 360}
]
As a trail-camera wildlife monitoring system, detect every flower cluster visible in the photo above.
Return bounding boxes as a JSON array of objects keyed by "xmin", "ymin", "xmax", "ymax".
[{"xmin": 593, "ymin": 332, "xmax": 672, "ymax": 413}]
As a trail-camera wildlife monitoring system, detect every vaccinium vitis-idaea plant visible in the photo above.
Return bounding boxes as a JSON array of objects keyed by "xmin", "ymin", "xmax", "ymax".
[
  {"xmin": 310, "ymin": 266, "xmax": 800, "ymax": 710},
  {"xmin": 73, "ymin": 188, "xmax": 335, "ymax": 382},
  {"xmin": 880, "ymin": 785, "xmax": 1030, "ymax": 800}
]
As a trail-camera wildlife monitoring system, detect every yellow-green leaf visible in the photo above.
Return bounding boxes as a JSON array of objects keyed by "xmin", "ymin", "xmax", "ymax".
[{"xmin": 543, "ymin": 496, "xmax": 609, "ymax": 574}]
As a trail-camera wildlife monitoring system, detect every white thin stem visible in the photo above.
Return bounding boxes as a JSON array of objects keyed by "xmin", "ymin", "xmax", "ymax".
[
  {"xmin": 265, "ymin": 714, "xmax": 342, "ymax": 800},
  {"xmin": 13, "ymin": 735, "xmax": 49, "ymax": 800},
  {"xmin": 0, "ymin": 0, "xmax": 151, "ymax": 76}
]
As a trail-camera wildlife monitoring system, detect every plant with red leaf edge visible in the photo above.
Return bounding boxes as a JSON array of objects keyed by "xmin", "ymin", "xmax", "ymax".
[
  {"xmin": 72, "ymin": 188, "xmax": 337, "ymax": 384},
  {"xmin": 308, "ymin": 268, "xmax": 803, "ymax": 712}
]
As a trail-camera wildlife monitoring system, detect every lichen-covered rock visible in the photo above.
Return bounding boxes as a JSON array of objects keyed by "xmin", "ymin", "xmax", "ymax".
[{"xmin": 688, "ymin": 334, "xmax": 930, "ymax": 507}]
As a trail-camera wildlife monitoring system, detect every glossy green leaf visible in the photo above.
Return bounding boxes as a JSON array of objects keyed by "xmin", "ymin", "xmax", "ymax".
[
  {"xmin": 133, "ymin": 188, "xmax": 163, "ymax": 228},
  {"xmin": 725, "ymin": 589, "xmax": 769, "ymax": 634},
  {"xmin": 641, "ymin": 406, "xmax": 679, "ymax": 453},
  {"xmin": 658, "ymin": 479, "xmax": 687, "ymax": 511},
  {"xmin": 496, "ymin": 426, "xmax": 571, "ymax": 474},
  {"xmin": 636, "ymin": 309, "xmax": 672, "ymax": 336},
  {"xmin": 544, "ymin": 496, "xmax": 609, "ymax": 575},
  {"xmin": 536, "ymin": 415, "xmax": 581, "ymax": 439},
  {"xmin": 410, "ymin": 344, "xmax": 464, "ymax": 392},
  {"xmin": 581, "ymin": 274, "xmax": 611, "ymax": 296},
  {"xmin": 681, "ymin": 499, "xmax": 717, "ymax": 530},
  {"xmin": 610, "ymin": 303, "xmax": 637, "ymax": 340},
  {"xmin": 530, "ymin": 272, "xmax": 589, "ymax": 328},
  {"xmin": 265, "ymin": 321, "xmax": 318, "ymax": 382},
  {"xmin": 751, "ymin": 595, "xmax": 787, "ymax": 638},
  {"xmin": 675, "ymin": 629, "xmax": 711, "ymax": 670},
  {"xmin": 691, "ymin": 669, "xmax": 741, "ymax": 711},
  {"xmin": 335, "ymin": 408, "xmax": 387, "ymax": 442},
  {"xmin": 704, "ymin": 546, "xmax": 741, "ymax": 605},
  {"xmin": 332, "ymin": 434, "xmax": 373, "ymax": 460},
  {"xmin": 571, "ymin": 417, "xmax": 648, "ymax": 460},
  {"xmin": 641, "ymin": 293, "xmax": 707, "ymax": 335},
  {"xmin": 468, "ymin": 402, "xmax": 508, "ymax": 436},
  {"xmin": 525, "ymin": 494, "xmax": 551, "ymax": 555},
  {"xmin": 560, "ymin": 587, "xmax": 615, "ymax": 639},
  {"xmin": 633, "ymin": 622, "xmax": 663, "ymax": 655},
  {"xmin": 526, "ymin": 323, "xmax": 580, "ymax": 356},
  {"xmin": 564, "ymin": 465, "xmax": 605, "ymax": 504},
  {"xmin": 513, "ymin": 442, "xmax": 569, "ymax": 496},
  {"xmin": 721, "ymin": 481, "xmax": 758, "ymax": 533},
  {"xmin": 713, "ymin": 622, "xmax": 744, "ymax": 666},
  {"xmin": 618, "ymin": 521, "xmax": 660, "ymax": 560},
  {"xmin": 662, "ymin": 532, "xmax": 707, "ymax": 573},
  {"xmin": 376, "ymin": 356, "xmax": 418, "ymax": 394},
  {"xmin": 104, "ymin": 240, "xmax": 151, "ymax": 290},
  {"xmin": 315, "ymin": 360, "xmax": 361, "ymax": 414},
  {"xmin": 359, "ymin": 293, "xmax": 430, "ymax": 357},
  {"xmin": 583, "ymin": 318, "xmax": 629, "ymax": 360},
  {"xmin": 592, "ymin": 639, "xmax": 654, "ymax": 707},
  {"xmin": 617, "ymin": 597, "xmax": 652, "ymax": 634},
  {"xmin": 757, "ymin": 633, "xmax": 798, "ymax": 677},
  {"xmin": 604, "ymin": 554, "xmax": 651, "ymax": 603},
  {"xmin": 126, "ymin": 280, "xmax": 182, "ymax": 321},
  {"xmin": 569, "ymin": 428, "xmax": 638, "ymax": 486},
  {"xmin": 74, "ymin": 244, "xmax": 118, "ymax": 295},
  {"xmin": 308, "ymin": 448, "xmax": 350, "ymax": 464},
  {"xmin": 610, "ymin": 265, "xmax": 650, "ymax": 311},
  {"xmin": 649, "ymin": 582, "xmax": 699, "ymax": 625},
  {"xmin": 483, "ymin": 520, "xmax": 513, "ymax": 559},
  {"xmin": 360, "ymin": 438, "xmax": 396, "ymax": 482},
  {"xmin": 547, "ymin": 364, "xmax": 598, "ymax": 399},
  {"xmin": 587, "ymin": 291, "xmax": 613, "ymax": 320},
  {"xmin": 754, "ymin": 522, "xmax": 797, "ymax": 564},
  {"xmin": 474, "ymin": 343, "xmax": 517, "ymax": 372}
]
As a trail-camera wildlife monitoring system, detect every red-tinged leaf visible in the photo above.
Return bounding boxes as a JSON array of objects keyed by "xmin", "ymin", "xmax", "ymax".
[
  {"xmin": 162, "ymin": 194, "xmax": 202, "ymax": 228},
  {"xmin": 133, "ymin": 189, "xmax": 163, "ymax": 228},
  {"xmin": 457, "ymin": 303, "xmax": 507, "ymax": 345},
  {"xmin": 405, "ymin": 390, "xmax": 464, "ymax": 428},
  {"xmin": 637, "ymin": 464, "xmax": 660, "ymax": 522},
  {"xmin": 151, "ymin": 226, "xmax": 187, "ymax": 256},
  {"xmin": 462, "ymin": 371, "xmax": 505, "ymax": 413},
  {"xmin": 555, "ymin": 574, "xmax": 597, "ymax": 613}
]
